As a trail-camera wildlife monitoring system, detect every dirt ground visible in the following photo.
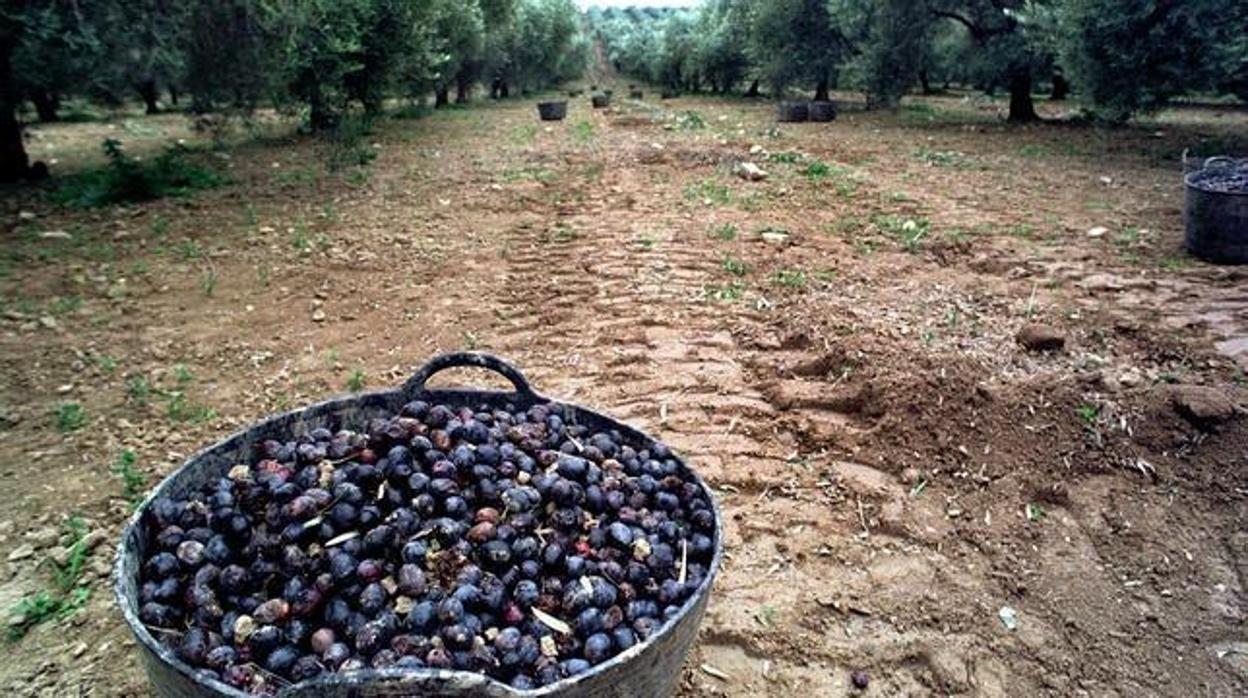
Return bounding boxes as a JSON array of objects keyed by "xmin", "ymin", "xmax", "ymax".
[{"xmin": 0, "ymin": 89, "xmax": 1245, "ymax": 697}]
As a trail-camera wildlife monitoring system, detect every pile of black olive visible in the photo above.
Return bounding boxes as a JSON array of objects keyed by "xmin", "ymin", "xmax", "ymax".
[
  {"xmin": 136, "ymin": 400, "xmax": 716, "ymax": 693},
  {"xmin": 1190, "ymin": 163, "xmax": 1248, "ymax": 194}
]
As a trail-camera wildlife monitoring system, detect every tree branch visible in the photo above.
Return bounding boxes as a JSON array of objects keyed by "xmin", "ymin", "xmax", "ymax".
[{"xmin": 931, "ymin": 10, "xmax": 980, "ymax": 36}]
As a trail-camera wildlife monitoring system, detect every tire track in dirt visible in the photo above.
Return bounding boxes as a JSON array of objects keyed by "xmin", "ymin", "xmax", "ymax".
[{"xmin": 466, "ymin": 112, "xmax": 1019, "ymax": 696}]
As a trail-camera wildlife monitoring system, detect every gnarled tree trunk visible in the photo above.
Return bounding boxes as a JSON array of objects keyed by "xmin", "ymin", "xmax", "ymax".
[
  {"xmin": 308, "ymin": 86, "xmax": 336, "ymax": 132},
  {"xmin": 918, "ymin": 69, "xmax": 934, "ymax": 95},
  {"xmin": 31, "ymin": 90, "xmax": 59, "ymax": 122},
  {"xmin": 1051, "ymin": 70, "xmax": 1070, "ymax": 101},
  {"xmin": 0, "ymin": 31, "xmax": 28, "ymax": 183},
  {"xmin": 138, "ymin": 79, "xmax": 160, "ymax": 114},
  {"xmin": 815, "ymin": 75, "xmax": 830, "ymax": 102},
  {"xmin": 1007, "ymin": 71, "xmax": 1038, "ymax": 122}
]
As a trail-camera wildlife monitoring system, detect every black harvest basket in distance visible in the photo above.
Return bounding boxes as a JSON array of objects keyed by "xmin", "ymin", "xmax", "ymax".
[
  {"xmin": 776, "ymin": 101, "xmax": 809, "ymax": 123},
  {"xmin": 537, "ymin": 101, "xmax": 567, "ymax": 122},
  {"xmin": 115, "ymin": 353, "xmax": 723, "ymax": 698}
]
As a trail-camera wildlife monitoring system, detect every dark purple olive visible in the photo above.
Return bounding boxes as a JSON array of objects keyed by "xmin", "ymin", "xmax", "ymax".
[
  {"xmin": 611, "ymin": 626, "xmax": 637, "ymax": 651},
  {"xmin": 356, "ymin": 559, "xmax": 384, "ymax": 584},
  {"xmin": 408, "ymin": 600, "xmax": 435, "ymax": 631},
  {"xmin": 633, "ymin": 616, "xmax": 658, "ymax": 639},
  {"xmin": 355, "ymin": 620, "xmax": 389, "ymax": 654},
  {"xmin": 583, "ymin": 632, "xmax": 613, "ymax": 663},
  {"xmin": 568, "ymin": 599, "xmax": 602, "ymax": 632},
  {"xmin": 218, "ymin": 564, "xmax": 249, "ymax": 594},
  {"xmin": 426, "ymin": 646, "xmax": 453, "ymax": 669},
  {"xmin": 291, "ymin": 654, "xmax": 325, "ymax": 680},
  {"xmin": 265, "ymin": 645, "xmax": 299, "ymax": 673},
  {"xmin": 222, "ymin": 664, "xmax": 255, "ymax": 689},
  {"xmin": 480, "ymin": 540, "xmax": 512, "ymax": 568},
  {"xmin": 440, "ymin": 623, "xmax": 472, "ymax": 650},
  {"xmin": 139, "ymin": 602, "xmax": 179, "ymax": 627},
  {"xmin": 204, "ymin": 645, "xmax": 236, "ymax": 671},
  {"xmin": 437, "ymin": 597, "xmax": 465, "ymax": 624},
  {"xmin": 248, "ymin": 624, "xmax": 283, "ymax": 657},
  {"xmin": 396, "ymin": 564, "xmax": 427, "ymax": 596},
  {"xmin": 253, "ymin": 598, "xmax": 290, "ymax": 625},
  {"xmin": 323, "ymin": 642, "xmax": 351, "ymax": 668},
  {"xmin": 359, "ymin": 583, "xmax": 387, "ymax": 616},
  {"xmin": 144, "ymin": 552, "xmax": 179, "ymax": 578},
  {"xmin": 176, "ymin": 627, "xmax": 210, "ymax": 664}
]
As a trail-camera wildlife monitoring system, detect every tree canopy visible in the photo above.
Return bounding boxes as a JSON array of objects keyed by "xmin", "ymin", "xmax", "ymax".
[
  {"xmin": 3, "ymin": 0, "xmax": 1246, "ymax": 182},
  {"xmin": 0, "ymin": 0, "xmax": 589, "ymax": 182},
  {"xmin": 591, "ymin": 0, "xmax": 1245, "ymax": 122}
]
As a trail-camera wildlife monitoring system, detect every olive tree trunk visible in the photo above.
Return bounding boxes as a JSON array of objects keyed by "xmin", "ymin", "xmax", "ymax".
[
  {"xmin": 1007, "ymin": 71, "xmax": 1038, "ymax": 122},
  {"xmin": 918, "ymin": 69, "xmax": 934, "ymax": 95},
  {"xmin": 1051, "ymin": 71, "xmax": 1070, "ymax": 101},
  {"xmin": 138, "ymin": 79, "xmax": 160, "ymax": 114},
  {"xmin": 31, "ymin": 90, "xmax": 59, "ymax": 122},
  {"xmin": 815, "ymin": 75, "xmax": 830, "ymax": 102},
  {"xmin": 0, "ymin": 31, "xmax": 29, "ymax": 183}
]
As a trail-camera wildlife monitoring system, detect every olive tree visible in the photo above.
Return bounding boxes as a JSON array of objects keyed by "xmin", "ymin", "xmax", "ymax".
[
  {"xmin": 651, "ymin": 12, "xmax": 699, "ymax": 92},
  {"xmin": 90, "ymin": 0, "xmax": 186, "ymax": 114},
  {"xmin": 745, "ymin": 0, "xmax": 848, "ymax": 100},
  {"xmin": 828, "ymin": 0, "xmax": 931, "ymax": 108},
  {"xmin": 924, "ymin": 1, "xmax": 1055, "ymax": 122},
  {"xmin": 694, "ymin": 0, "xmax": 751, "ymax": 94},
  {"xmin": 431, "ymin": 0, "xmax": 485, "ymax": 106},
  {"xmin": 1059, "ymin": 0, "xmax": 1248, "ymax": 120},
  {"xmin": 276, "ymin": 0, "xmax": 437, "ymax": 128},
  {"xmin": 11, "ymin": 2, "xmax": 107, "ymax": 121},
  {"xmin": 183, "ymin": 0, "xmax": 280, "ymax": 114},
  {"xmin": 494, "ymin": 0, "xmax": 583, "ymax": 95}
]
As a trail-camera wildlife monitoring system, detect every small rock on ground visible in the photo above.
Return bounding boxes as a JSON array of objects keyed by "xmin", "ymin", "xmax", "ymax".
[
  {"xmin": 1017, "ymin": 323, "xmax": 1066, "ymax": 352},
  {"xmin": 26, "ymin": 526, "xmax": 59, "ymax": 548},
  {"xmin": 48, "ymin": 546, "xmax": 72, "ymax": 567},
  {"xmin": 735, "ymin": 162, "xmax": 768, "ymax": 181},
  {"xmin": 82, "ymin": 529, "xmax": 107, "ymax": 551},
  {"xmin": 1169, "ymin": 385, "xmax": 1237, "ymax": 429}
]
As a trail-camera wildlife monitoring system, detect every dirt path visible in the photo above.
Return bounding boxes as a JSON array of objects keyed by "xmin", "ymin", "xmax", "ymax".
[{"xmin": 0, "ymin": 93, "xmax": 1245, "ymax": 696}]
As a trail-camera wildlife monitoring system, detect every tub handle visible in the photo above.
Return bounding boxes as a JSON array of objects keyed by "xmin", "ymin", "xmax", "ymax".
[
  {"xmin": 1202, "ymin": 156, "xmax": 1237, "ymax": 171},
  {"xmin": 403, "ymin": 352, "xmax": 537, "ymax": 400}
]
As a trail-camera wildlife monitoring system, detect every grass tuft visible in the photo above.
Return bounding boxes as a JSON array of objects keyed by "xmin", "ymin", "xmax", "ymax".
[
  {"xmin": 7, "ymin": 516, "xmax": 93, "ymax": 641},
  {"xmin": 111, "ymin": 448, "xmax": 147, "ymax": 509},
  {"xmin": 346, "ymin": 368, "xmax": 367, "ymax": 392},
  {"xmin": 51, "ymin": 139, "xmax": 226, "ymax": 208},
  {"xmin": 55, "ymin": 403, "xmax": 86, "ymax": 432}
]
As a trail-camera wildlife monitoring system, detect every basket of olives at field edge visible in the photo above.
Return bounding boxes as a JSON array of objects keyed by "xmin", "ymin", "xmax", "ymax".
[{"xmin": 115, "ymin": 352, "xmax": 723, "ymax": 698}]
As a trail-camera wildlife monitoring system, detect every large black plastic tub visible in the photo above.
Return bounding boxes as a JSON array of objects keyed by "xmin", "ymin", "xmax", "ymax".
[
  {"xmin": 776, "ymin": 101, "xmax": 809, "ymax": 123},
  {"xmin": 1184, "ymin": 156, "xmax": 1248, "ymax": 264},
  {"xmin": 115, "ymin": 353, "xmax": 723, "ymax": 698},
  {"xmin": 537, "ymin": 101, "xmax": 567, "ymax": 121}
]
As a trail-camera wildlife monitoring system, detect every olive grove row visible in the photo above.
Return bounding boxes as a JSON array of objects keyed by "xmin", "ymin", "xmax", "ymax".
[{"xmin": 592, "ymin": 1, "xmax": 1247, "ymax": 122}]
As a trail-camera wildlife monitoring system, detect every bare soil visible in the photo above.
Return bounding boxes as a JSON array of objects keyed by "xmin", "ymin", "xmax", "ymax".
[{"xmin": 0, "ymin": 90, "xmax": 1245, "ymax": 697}]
